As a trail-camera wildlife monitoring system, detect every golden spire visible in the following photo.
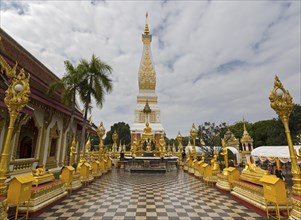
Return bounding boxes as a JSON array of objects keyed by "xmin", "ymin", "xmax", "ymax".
[
  {"xmin": 142, "ymin": 12, "xmax": 152, "ymax": 45},
  {"xmin": 144, "ymin": 12, "xmax": 150, "ymax": 35}
]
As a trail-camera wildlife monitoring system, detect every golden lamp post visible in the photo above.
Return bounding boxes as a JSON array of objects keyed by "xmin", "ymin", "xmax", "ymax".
[
  {"xmin": 269, "ymin": 75, "xmax": 301, "ymax": 196},
  {"xmin": 269, "ymin": 76, "xmax": 301, "ymax": 220},
  {"xmin": 97, "ymin": 122, "xmax": 106, "ymax": 159},
  {"xmin": 0, "ymin": 58, "xmax": 30, "ymax": 196},
  {"xmin": 190, "ymin": 124, "xmax": 198, "ymax": 160}
]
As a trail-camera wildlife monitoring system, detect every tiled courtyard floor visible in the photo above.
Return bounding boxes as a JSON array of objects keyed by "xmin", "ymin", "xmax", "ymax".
[{"xmin": 32, "ymin": 168, "xmax": 264, "ymax": 220}]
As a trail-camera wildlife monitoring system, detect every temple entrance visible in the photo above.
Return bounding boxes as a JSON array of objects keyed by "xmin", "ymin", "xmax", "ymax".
[{"xmin": 17, "ymin": 118, "xmax": 38, "ymax": 159}]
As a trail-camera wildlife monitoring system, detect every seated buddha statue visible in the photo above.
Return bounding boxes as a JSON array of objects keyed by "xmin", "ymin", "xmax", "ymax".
[
  {"xmin": 33, "ymin": 165, "xmax": 45, "ymax": 176},
  {"xmin": 144, "ymin": 122, "xmax": 152, "ymax": 135},
  {"xmin": 32, "ymin": 165, "xmax": 54, "ymax": 186}
]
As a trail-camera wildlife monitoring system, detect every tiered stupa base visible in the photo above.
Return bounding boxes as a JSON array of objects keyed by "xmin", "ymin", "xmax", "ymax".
[
  {"xmin": 231, "ymin": 180, "xmax": 290, "ymax": 215},
  {"xmin": 290, "ymin": 196, "xmax": 301, "ymax": 220},
  {"xmin": 18, "ymin": 179, "xmax": 67, "ymax": 214},
  {"xmin": 216, "ymin": 173, "xmax": 231, "ymax": 192}
]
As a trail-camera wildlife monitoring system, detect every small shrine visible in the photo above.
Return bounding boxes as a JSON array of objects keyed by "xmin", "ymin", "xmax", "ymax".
[{"xmin": 240, "ymin": 120, "xmax": 254, "ymax": 163}]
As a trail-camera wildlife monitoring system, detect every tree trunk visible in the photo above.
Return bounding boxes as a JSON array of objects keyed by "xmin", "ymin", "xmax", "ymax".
[{"xmin": 80, "ymin": 75, "xmax": 92, "ymax": 155}]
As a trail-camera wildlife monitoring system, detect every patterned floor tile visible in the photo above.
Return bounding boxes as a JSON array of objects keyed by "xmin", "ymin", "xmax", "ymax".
[{"xmin": 29, "ymin": 168, "xmax": 264, "ymax": 220}]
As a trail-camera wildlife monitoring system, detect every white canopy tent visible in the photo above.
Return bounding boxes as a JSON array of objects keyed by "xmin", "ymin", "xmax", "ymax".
[{"xmin": 251, "ymin": 145, "xmax": 301, "ymax": 164}]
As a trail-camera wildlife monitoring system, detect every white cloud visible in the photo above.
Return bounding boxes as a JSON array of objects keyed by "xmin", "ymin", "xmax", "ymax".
[{"xmin": 1, "ymin": 0, "xmax": 300, "ymax": 138}]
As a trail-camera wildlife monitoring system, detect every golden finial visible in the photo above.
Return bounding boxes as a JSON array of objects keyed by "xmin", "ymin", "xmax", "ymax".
[{"xmin": 144, "ymin": 11, "xmax": 150, "ymax": 35}]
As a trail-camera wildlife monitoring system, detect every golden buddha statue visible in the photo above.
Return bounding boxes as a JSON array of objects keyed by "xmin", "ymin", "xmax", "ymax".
[
  {"xmin": 131, "ymin": 138, "xmax": 138, "ymax": 158},
  {"xmin": 32, "ymin": 165, "xmax": 54, "ymax": 186},
  {"xmin": 144, "ymin": 122, "xmax": 152, "ymax": 135},
  {"xmin": 211, "ymin": 151, "xmax": 220, "ymax": 171},
  {"xmin": 240, "ymin": 161, "xmax": 270, "ymax": 185},
  {"xmin": 159, "ymin": 134, "xmax": 166, "ymax": 158},
  {"xmin": 77, "ymin": 151, "xmax": 86, "ymax": 170},
  {"xmin": 69, "ymin": 138, "xmax": 77, "ymax": 166},
  {"xmin": 33, "ymin": 166, "xmax": 45, "ymax": 176},
  {"xmin": 221, "ymin": 139, "xmax": 228, "ymax": 168}
]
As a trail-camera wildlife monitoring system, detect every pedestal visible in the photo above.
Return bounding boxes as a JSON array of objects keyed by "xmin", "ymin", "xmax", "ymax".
[
  {"xmin": 18, "ymin": 179, "xmax": 67, "ymax": 214},
  {"xmin": 216, "ymin": 173, "xmax": 231, "ymax": 192},
  {"xmin": 231, "ymin": 180, "xmax": 290, "ymax": 215}
]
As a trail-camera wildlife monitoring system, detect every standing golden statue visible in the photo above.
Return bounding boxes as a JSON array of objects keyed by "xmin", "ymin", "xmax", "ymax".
[
  {"xmin": 176, "ymin": 132, "xmax": 183, "ymax": 165},
  {"xmin": 221, "ymin": 138, "xmax": 228, "ymax": 168},
  {"xmin": 112, "ymin": 130, "xmax": 118, "ymax": 157},
  {"xmin": 159, "ymin": 134, "xmax": 166, "ymax": 158},
  {"xmin": 69, "ymin": 138, "xmax": 77, "ymax": 166}
]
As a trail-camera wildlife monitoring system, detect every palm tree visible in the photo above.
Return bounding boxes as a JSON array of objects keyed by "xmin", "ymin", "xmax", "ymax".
[
  {"xmin": 47, "ymin": 60, "xmax": 82, "ymax": 164},
  {"xmin": 77, "ymin": 54, "xmax": 113, "ymax": 152}
]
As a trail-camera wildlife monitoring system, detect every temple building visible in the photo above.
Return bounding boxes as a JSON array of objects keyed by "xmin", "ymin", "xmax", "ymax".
[
  {"xmin": 0, "ymin": 28, "xmax": 87, "ymax": 174},
  {"xmin": 131, "ymin": 13, "xmax": 164, "ymax": 145}
]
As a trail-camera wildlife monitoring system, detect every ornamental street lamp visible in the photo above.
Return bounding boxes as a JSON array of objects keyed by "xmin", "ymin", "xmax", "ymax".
[
  {"xmin": 269, "ymin": 75, "xmax": 301, "ymax": 197},
  {"xmin": 0, "ymin": 60, "xmax": 30, "ymax": 196}
]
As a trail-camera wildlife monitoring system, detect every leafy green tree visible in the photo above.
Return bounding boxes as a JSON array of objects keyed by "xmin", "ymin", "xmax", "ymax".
[
  {"xmin": 104, "ymin": 122, "xmax": 131, "ymax": 150},
  {"xmin": 47, "ymin": 60, "xmax": 82, "ymax": 164},
  {"xmin": 289, "ymin": 104, "xmax": 301, "ymax": 144},
  {"xmin": 77, "ymin": 54, "xmax": 113, "ymax": 149},
  {"xmin": 198, "ymin": 122, "xmax": 227, "ymax": 158}
]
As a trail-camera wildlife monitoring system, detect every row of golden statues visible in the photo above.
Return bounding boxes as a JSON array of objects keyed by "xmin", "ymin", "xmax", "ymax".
[
  {"xmin": 182, "ymin": 76, "xmax": 300, "ymax": 220},
  {"xmin": 0, "ymin": 54, "xmax": 300, "ymax": 219}
]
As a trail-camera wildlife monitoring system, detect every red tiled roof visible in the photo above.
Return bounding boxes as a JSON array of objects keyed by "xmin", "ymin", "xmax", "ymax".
[{"xmin": 0, "ymin": 28, "xmax": 83, "ymax": 122}]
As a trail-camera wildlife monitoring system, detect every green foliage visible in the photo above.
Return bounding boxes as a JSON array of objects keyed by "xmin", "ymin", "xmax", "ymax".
[
  {"xmin": 198, "ymin": 122, "xmax": 227, "ymax": 147},
  {"xmin": 104, "ymin": 122, "xmax": 131, "ymax": 146},
  {"xmin": 77, "ymin": 54, "xmax": 113, "ymax": 149},
  {"xmin": 90, "ymin": 135, "xmax": 100, "ymax": 150}
]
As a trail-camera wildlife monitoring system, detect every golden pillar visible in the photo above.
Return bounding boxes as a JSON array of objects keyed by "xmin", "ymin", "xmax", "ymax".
[{"xmin": 269, "ymin": 76, "xmax": 301, "ymax": 219}]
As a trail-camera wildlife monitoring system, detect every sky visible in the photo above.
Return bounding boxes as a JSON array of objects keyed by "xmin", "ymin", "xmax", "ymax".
[{"xmin": 1, "ymin": 0, "xmax": 300, "ymax": 138}]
